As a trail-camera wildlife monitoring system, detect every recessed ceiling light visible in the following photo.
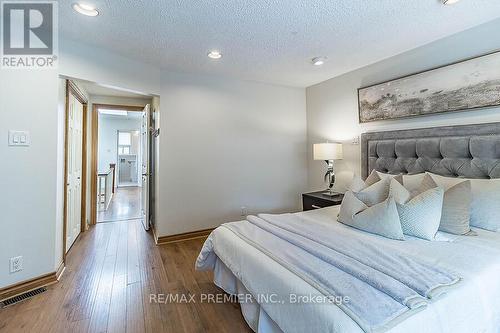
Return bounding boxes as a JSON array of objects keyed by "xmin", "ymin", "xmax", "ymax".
[
  {"xmin": 72, "ymin": 3, "xmax": 99, "ymax": 16},
  {"xmin": 311, "ymin": 57, "xmax": 326, "ymax": 66},
  {"xmin": 207, "ymin": 50, "xmax": 222, "ymax": 59},
  {"xmin": 442, "ymin": 0, "xmax": 460, "ymax": 5}
]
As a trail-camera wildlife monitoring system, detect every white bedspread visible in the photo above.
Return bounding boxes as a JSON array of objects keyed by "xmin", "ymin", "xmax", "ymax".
[{"xmin": 197, "ymin": 206, "xmax": 500, "ymax": 333}]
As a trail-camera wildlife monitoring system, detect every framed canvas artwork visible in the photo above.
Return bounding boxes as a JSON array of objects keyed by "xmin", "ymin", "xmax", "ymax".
[{"xmin": 358, "ymin": 51, "xmax": 500, "ymax": 123}]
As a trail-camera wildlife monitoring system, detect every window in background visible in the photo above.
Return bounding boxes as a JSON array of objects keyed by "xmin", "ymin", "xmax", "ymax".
[{"xmin": 118, "ymin": 131, "xmax": 131, "ymax": 155}]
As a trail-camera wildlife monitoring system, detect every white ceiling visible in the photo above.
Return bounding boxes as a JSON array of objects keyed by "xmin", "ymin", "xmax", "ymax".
[{"xmin": 59, "ymin": 0, "xmax": 500, "ymax": 87}]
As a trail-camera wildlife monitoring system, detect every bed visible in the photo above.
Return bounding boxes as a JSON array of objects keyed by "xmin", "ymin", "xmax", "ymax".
[{"xmin": 196, "ymin": 122, "xmax": 500, "ymax": 333}]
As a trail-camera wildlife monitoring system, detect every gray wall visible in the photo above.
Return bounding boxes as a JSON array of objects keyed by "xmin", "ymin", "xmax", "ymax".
[{"xmin": 306, "ymin": 18, "xmax": 500, "ymax": 191}]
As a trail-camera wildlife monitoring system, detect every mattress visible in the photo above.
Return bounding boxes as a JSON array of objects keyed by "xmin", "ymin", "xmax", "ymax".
[{"xmin": 199, "ymin": 206, "xmax": 500, "ymax": 333}]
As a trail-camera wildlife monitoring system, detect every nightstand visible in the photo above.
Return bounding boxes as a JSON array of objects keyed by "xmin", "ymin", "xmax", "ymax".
[{"xmin": 302, "ymin": 191, "xmax": 344, "ymax": 211}]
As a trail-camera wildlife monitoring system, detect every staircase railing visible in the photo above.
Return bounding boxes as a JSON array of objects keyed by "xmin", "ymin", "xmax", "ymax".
[{"xmin": 97, "ymin": 165, "xmax": 115, "ymax": 211}]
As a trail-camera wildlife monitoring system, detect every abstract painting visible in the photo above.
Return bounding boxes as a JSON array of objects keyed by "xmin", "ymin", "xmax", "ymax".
[{"xmin": 358, "ymin": 51, "xmax": 500, "ymax": 123}]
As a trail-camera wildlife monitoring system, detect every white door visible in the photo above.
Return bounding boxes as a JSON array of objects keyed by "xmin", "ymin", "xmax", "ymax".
[
  {"xmin": 66, "ymin": 93, "xmax": 84, "ymax": 252},
  {"xmin": 141, "ymin": 105, "xmax": 151, "ymax": 230}
]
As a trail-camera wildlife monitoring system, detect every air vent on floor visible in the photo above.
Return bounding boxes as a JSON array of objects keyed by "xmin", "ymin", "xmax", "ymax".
[{"xmin": 1, "ymin": 287, "xmax": 47, "ymax": 308}]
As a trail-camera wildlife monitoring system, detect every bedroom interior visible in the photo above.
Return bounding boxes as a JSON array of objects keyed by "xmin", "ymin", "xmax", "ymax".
[{"xmin": 1, "ymin": 1, "xmax": 500, "ymax": 333}]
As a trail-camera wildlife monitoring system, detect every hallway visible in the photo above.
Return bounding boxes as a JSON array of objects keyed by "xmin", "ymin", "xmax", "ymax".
[{"xmin": 98, "ymin": 187, "xmax": 141, "ymax": 223}]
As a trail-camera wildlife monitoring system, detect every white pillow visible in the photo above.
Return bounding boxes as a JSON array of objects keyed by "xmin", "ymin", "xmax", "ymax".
[
  {"xmin": 349, "ymin": 169, "xmax": 381, "ymax": 192},
  {"xmin": 390, "ymin": 176, "xmax": 473, "ymax": 235},
  {"xmin": 439, "ymin": 180, "xmax": 473, "ymax": 235},
  {"xmin": 390, "ymin": 179, "xmax": 444, "ymax": 241},
  {"xmin": 338, "ymin": 191, "xmax": 405, "ymax": 240},
  {"xmin": 353, "ymin": 178, "xmax": 392, "ymax": 207},
  {"xmin": 403, "ymin": 173, "xmax": 427, "ymax": 194},
  {"xmin": 378, "ymin": 171, "xmax": 430, "ymax": 193},
  {"xmin": 377, "ymin": 172, "xmax": 433, "ymax": 195},
  {"xmin": 349, "ymin": 170, "xmax": 402, "ymax": 207},
  {"xmin": 428, "ymin": 173, "xmax": 500, "ymax": 232},
  {"xmin": 375, "ymin": 171, "xmax": 396, "ymax": 180},
  {"xmin": 338, "ymin": 191, "xmax": 368, "ymax": 224},
  {"xmin": 388, "ymin": 178, "xmax": 412, "ymax": 203}
]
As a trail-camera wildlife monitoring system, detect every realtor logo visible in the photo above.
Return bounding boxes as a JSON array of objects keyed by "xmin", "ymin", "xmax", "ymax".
[{"xmin": 1, "ymin": 1, "xmax": 58, "ymax": 68}]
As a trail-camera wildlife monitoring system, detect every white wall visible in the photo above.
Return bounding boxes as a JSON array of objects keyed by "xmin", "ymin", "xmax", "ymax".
[
  {"xmin": 158, "ymin": 72, "xmax": 307, "ymax": 236},
  {"xmin": 0, "ymin": 70, "xmax": 59, "ymax": 287},
  {"xmin": 60, "ymin": 39, "xmax": 161, "ymax": 96},
  {"xmin": 306, "ymin": 18, "xmax": 500, "ymax": 191}
]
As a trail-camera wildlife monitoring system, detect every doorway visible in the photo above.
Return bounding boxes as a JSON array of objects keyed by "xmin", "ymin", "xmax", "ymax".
[
  {"xmin": 64, "ymin": 80, "xmax": 88, "ymax": 256},
  {"xmin": 61, "ymin": 77, "xmax": 156, "ymax": 262},
  {"xmin": 94, "ymin": 105, "xmax": 150, "ymax": 225}
]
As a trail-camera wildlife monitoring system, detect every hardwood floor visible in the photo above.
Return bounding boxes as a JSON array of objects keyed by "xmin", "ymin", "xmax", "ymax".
[
  {"xmin": 0, "ymin": 220, "xmax": 252, "ymax": 333},
  {"xmin": 98, "ymin": 187, "xmax": 142, "ymax": 223}
]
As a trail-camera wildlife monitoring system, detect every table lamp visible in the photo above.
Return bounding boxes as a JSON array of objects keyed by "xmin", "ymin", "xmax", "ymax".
[{"xmin": 313, "ymin": 142, "xmax": 343, "ymax": 196}]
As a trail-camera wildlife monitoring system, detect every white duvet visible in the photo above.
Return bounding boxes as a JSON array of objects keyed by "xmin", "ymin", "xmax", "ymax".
[{"xmin": 197, "ymin": 206, "xmax": 500, "ymax": 333}]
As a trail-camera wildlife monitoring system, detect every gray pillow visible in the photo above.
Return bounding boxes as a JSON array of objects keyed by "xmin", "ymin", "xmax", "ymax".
[{"xmin": 338, "ymin": 191, "xmax": 405, "ymax": 240}]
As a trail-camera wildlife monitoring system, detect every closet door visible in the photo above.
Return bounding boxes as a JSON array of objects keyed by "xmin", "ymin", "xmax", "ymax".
[
  {"xmin": 66, "ymin": 93, "xmax": 84, "ymax": 252},
  {"xmin": 140, "ymin": 104, "xmax": 151, "ymax": 230}
]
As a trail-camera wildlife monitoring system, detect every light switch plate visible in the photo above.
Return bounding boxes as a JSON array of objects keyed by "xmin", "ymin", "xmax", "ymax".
[
  {"xmin": 8, "ymin": 130, "xmax": 30, "ymax": 146},
  {"xmin": 10, "ymin": 256, "xmax": 23, "ymax": 273}
]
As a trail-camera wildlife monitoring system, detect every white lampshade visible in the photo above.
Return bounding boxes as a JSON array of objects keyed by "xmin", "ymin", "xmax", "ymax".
[{"xmin": 313, "ymin": 143, "xmax": 343, "ymax": 160}]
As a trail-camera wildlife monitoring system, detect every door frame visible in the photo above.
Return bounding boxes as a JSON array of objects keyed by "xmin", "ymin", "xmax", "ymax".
[
  {"xmin": 90, "ymin": 104, "xmax": 146, "ymax": 226},
  {"xmin": 63, "ymin": 80, "xmax": 88, "ymax": 262}
]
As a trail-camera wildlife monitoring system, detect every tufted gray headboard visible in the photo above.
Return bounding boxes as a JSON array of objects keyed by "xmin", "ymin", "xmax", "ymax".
[{"xmin": 361, "ymin": 122, "xmax": 500, "ymax": 180}]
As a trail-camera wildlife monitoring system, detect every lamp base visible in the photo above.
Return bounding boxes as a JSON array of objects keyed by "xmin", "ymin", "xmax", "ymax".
[{"xmin": 322, "ymin": 189, "xmax": 341, "ymax": 197}]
